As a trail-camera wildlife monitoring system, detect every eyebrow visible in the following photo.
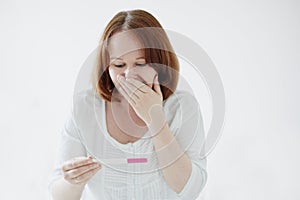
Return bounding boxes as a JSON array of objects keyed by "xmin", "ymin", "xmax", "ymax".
[{"xmin": 110, "ymin": 57, "xmax": 145, "ymax": 60}]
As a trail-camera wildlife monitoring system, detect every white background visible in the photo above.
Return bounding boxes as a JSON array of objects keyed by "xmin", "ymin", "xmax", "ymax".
[{"xmin": 1, "ymin": 0, "xmax": 299, "ymax": 199}]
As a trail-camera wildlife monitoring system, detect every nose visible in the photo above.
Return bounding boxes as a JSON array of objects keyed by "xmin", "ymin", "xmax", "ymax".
[{"xmin": 123, "ymin": 65, "xmax": 137, "ymax": 78}]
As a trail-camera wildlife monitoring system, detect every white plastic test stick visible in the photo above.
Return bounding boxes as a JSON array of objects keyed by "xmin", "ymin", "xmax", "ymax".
[{"xmin": 92, "ymin": 158, "xmax": 148, "ymax": 165}]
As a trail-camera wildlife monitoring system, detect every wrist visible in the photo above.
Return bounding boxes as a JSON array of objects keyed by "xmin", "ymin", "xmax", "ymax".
[
  {"xmin": 63, "ymin": 177, "xmax": 86, "ymax": 190},
  {"xmin": 147, "ymin": 108, "xmax": 166, "ymax": 137}
]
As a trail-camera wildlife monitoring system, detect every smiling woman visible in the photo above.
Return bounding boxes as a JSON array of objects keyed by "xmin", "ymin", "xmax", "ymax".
[{"xmin": 48, "ymin": 9, "xmax": 207, "ymax": 200}]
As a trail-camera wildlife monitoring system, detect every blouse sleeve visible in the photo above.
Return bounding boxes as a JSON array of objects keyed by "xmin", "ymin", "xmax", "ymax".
[
  {"xmin": 47, "ymin": 107, "xmax": 87, "ymax": 193},
  {"xmin": 167, "ymin": 91, "xmax": 208, "ymax": 200}
]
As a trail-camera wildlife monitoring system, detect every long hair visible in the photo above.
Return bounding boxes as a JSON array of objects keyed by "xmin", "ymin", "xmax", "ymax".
[{"xmin": 92, "ymin": 9, "xmax": 179, "ymax": 102}]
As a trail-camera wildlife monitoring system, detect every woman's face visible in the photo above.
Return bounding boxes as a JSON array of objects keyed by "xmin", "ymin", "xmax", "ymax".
[{"xmin": 107, "ymin": 32, "xmax": 158, "ymax": 91}]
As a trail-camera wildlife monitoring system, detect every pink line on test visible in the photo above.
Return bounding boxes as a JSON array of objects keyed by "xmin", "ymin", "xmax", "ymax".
[{"xmin": 127, "ymin": 158, "xmax": 148, "ymax": 163}]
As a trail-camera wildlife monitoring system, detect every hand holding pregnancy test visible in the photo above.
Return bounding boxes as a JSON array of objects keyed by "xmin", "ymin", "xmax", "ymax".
[
  {"xmin": 61, "ymin": 156, "xmax": 101, "ymax": 185},
  {"xmin": 61, "ymin": 155, "xmax": 148, "ymax": 185}
]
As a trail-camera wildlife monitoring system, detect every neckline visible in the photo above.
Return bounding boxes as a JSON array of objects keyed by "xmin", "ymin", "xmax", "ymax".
[{"xmin": 101, "ymin": 98, "xmax": 147, "ymax": 150}]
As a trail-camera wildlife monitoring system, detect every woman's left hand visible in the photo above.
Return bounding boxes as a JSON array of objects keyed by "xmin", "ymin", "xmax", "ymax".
[{"xmin": 117, "ymin": 74, "xmax": 166, "ymax": 135}]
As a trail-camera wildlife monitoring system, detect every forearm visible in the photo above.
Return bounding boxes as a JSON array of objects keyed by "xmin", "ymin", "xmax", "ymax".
[
  {"xmin": 50, "ymin": 177, "xmax": 85, "ymax": 200},
  {"xmin": 151, "ymin": 123, "xmax": 192, "ymax": 194}
]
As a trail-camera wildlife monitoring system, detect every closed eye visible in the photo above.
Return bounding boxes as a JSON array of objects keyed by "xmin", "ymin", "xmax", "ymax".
[
  {"xmin": 112, "ymin": 63, "xmax": 147, "ymax": 68},
  {"xmin": 113, "ymin": 64, "xmax": 125, "ymax": 68},
  {"xmin": 136, "ymin": 63, "xmax": 147, "ymax": 67}
]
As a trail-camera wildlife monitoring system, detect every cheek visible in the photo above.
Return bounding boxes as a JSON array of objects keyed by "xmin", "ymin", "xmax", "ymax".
[{"xmin": 108, "ymin": 68, "xmax": 122, "ymax": 87}]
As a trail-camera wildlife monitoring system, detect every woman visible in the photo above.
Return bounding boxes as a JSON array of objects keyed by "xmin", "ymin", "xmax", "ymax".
[{"xmin": 49, "ymin": 9, "xmax": 207, "ymax": 200}]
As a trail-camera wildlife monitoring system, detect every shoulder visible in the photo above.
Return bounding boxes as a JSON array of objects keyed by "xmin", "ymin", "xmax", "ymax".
[
  {"xmin": 72, "ymin": 88, "xmax": 104, "ymax": 125},
  {"xmin": 73, "ymin": 88, "xmax": 103, "ymax": 111},
  {"xmin": 163, "ymin": 90, "xmax": 200, "ymax": 113},
  {"xmin": 162, "ymin": 90, "xmax": 200, "ymax": 129}
]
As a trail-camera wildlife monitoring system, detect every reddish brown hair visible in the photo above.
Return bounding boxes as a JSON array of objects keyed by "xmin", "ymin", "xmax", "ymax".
[{"xmin": 92, "ymin": 9, "xmax": 179, "ymax": 102}]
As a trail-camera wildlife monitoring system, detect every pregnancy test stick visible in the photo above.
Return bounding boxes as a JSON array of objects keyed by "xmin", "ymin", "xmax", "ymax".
[{"xmin": 92, "ymin": 158, "xmax": 148, "ymax": 165}]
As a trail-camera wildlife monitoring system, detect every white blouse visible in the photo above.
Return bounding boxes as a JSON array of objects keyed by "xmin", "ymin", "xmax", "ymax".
[{"xmin": 48, "ymin": 88, "xmax": 207, "ymax": 200}]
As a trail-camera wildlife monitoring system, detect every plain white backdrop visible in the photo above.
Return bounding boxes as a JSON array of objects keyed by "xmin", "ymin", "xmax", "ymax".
[{"xmin": 0, "ymin": 0, "xmax": 299, "ymax": 199}]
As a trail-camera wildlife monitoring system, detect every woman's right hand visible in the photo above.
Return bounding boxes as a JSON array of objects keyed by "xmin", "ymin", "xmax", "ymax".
[{"xmin": 61, "ymin": 156, "xmax": 102, "ymax": 186}]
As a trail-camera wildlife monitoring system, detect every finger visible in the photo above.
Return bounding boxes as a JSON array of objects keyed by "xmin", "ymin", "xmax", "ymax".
[
  {"xmin": 117, "ymin": 77, "xmax": 136, "ymax": 105},
  {"xmin": 65, "ymin": 162, "xmax": 101, "ymax": 180},
  {"xmin": 62, "ymin": 157, "xmax": 95, "ymax": 172},
  {"xmin": 74, "ymin": 166, "xmax": 101, "ymax": 184},
  {"xmin": 118, "ymin": 77, "xmax": 140, "ymax": 101},
  {"xmin": 123, "ymin": 78, "xmax": 144, "ymax": 97},
  {"xmin": 118, "ymin": 86, "xmax": 136, "ymax": 106},
  {"xmin": 153, "ymin": 75, "xmax": 162, "ymax": 95},
  {"xmin": 126, "ymin": 78, "xmax": 151, "ymax": 93}
]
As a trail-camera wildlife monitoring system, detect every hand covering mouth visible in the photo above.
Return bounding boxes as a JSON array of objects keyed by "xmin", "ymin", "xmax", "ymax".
[
  {"xmin": 125, "ymin": 66, "xmax": 158, "ymax": 88},
  {"xmin": 129, "ymin": 74, "xmax": 148, "ymax": 85}
]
